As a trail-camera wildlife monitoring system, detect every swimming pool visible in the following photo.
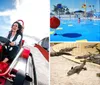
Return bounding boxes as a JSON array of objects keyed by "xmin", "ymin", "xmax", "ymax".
[{"xmin": 50, "ymin": 18, "xmax": 100, "ymax": 42}]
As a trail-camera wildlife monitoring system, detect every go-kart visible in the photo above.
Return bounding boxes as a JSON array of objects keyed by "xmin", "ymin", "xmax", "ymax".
[{"xmin": 0, "ymin": 36, "xmax": 37, "ymax": 85}]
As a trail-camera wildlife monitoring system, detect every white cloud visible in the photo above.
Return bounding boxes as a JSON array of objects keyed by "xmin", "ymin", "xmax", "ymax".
[
  {"xmin": 0, "ymin": 0, "xmax": 50, "ymax": 41},
  {"xmin": 0, "ymin": 10, "xmax": 16, "ymax": 16}
]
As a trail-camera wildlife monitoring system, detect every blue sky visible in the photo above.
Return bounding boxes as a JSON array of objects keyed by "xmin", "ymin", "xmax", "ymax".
[
  {"xmin": 0, "ymin": 0, "xmax": 16, "ymax": 37},
  {"xmin": 50, "ymin": 0, "xmax": 100, "ymax": 12},
  {"xmin": 0, "ymin": 0, "xmax": 16, "ymax": 30},
  {"xmin": 0, "ymin": 0, "xmax": 15, "ymax": 11}
]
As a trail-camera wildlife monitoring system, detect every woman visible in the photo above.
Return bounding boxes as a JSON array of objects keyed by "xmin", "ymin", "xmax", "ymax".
[
  {"xmin": 0, "ymin": 21, "xmax": 23, "ymax": 72},
  {"xmin": 78, "ymin": 18, "xmax": 81, "ymax": 23}
]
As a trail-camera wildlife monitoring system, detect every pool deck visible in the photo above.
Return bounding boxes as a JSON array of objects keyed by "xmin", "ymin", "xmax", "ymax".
[{"xmin": 52, "ymin": 15, "xmax": 100, "ymax": 20}]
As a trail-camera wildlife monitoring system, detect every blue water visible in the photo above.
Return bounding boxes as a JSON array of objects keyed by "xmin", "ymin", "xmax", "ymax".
[{"xmin": 50, "ymin": 19, "xmax": 100, "ymax": 42}]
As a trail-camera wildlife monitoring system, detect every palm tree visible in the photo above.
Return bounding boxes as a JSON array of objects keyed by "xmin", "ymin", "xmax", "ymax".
[
  {"xmin": 92, "ymin": 5, "xmax": 94, "ymax": 10},
  {"xmin": 52, "ymin": 4, "xmax": 70, "ymax": 17},
  {"xmin": 66, "ymin": 7, "xmax": 70, "ymax": 14},
  {"xmin": 57, "ymin": 4, "xmax": 63, "ymax": 18},
  {"xmin": 89, "ymin": 5, "xmax": 92, "ymax": 12},
  {"xmin": 62, "ymin": 6, "xmax": 70, "ymax": 14},
  {"xmin": 92, "ymin": 5, "xmax": 95, "ymax": 13},
  {"xmin": 89, "ymin": 5, "xmax": 95, "ymax": 14},
  {"xmin": 52, "ymin": 5, "xmax": 59, "ymax": 15},
  {"xmin": 52, "ymin": 4, "xmax": 63, "ymax": 18}
]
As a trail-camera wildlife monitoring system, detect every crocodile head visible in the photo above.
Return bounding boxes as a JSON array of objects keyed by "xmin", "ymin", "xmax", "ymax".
[{"xmin": 67, "ymin": 67, "xmax": 76, "ymax": 76}]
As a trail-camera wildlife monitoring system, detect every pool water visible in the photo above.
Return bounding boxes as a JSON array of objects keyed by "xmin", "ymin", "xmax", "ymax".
[{"xmin": 50, "ymin": 19, "xmax": 100, "ymax": 42}]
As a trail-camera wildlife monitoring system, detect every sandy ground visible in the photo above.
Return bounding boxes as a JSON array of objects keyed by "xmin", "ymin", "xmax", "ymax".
[
  {"xmin": 50, "ymin": 43, "xmax": 100, "ymax": 85},
  {"xmin": 50, "ymin": 56, "xmax": 100, "ymax": 85}
]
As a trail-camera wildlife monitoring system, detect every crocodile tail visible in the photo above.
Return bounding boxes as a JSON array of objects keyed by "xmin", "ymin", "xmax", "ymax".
[
  {"xmin": 96, "ymin": 47, "xmax": 100, "ymax": 51},
  {"xmin": 80, "ymin": 60, "xmax": 86, "ymax": 67},
  {"xmin": 95, "ymin": 43, "xmax": 98, "ymax": 48},
  {"xmin": 96, "ymin": 43, "xmax": 98, "ymax": 46},
  {"xmin": 83, "ymin": 60, "xmax": 86, "ymax": 65},
  {"xmin": 88, "ymin": 52, "xmax": 92, "ymax": 55},
  {"xmin": 73, "ymin": 47, "xmax": 77, "ymax": 49}
]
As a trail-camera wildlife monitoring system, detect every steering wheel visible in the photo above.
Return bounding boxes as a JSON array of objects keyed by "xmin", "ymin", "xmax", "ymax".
[
  {"xmin": 0, "ymin": 36, "xmax": 11, "ymax": 50},
  {"xmin": 0, "ymin": 36, "xmax": 10, "ymax": 44}
]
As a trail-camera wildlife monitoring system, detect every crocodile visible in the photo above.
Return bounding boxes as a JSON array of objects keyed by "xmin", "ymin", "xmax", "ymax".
[
  {"xmin": 85, "ymin": 43, "xmax": 98, "ymax": 48},
  {"xmin": 87, "ymin": 54, "xmax": 100, "ymax": 65},
  {"xmin": 96, "ymin": 73, "xmax": 100, "ymax": 77},
  {"xmin": 50, "ymin": 51, "xmax": 72, "ymax": 56},
  {"xmin": 59, "ymin": 47, "xmax": 77, "ymax": 53},
  {"xmin": 67, "ymin": 60, "xmax": 87, "ymax": 76},
  {"xmin": 95, "ymin": 47, "xmax": 100, "ymax": 54},
  {"xmin": 75, "ymin": 52, "xmax": 92, "ymax": 59}
]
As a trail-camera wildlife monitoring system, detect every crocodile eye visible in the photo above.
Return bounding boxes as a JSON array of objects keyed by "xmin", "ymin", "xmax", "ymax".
[{"xmin": 71, "ymin": 67, "xmax": 73, "ymax": 69}]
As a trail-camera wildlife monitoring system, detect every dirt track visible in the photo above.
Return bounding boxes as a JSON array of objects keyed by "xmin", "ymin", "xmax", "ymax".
[{"xmin": 50, "ymin": 56, "xmax": 100, "ymax": 85}]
